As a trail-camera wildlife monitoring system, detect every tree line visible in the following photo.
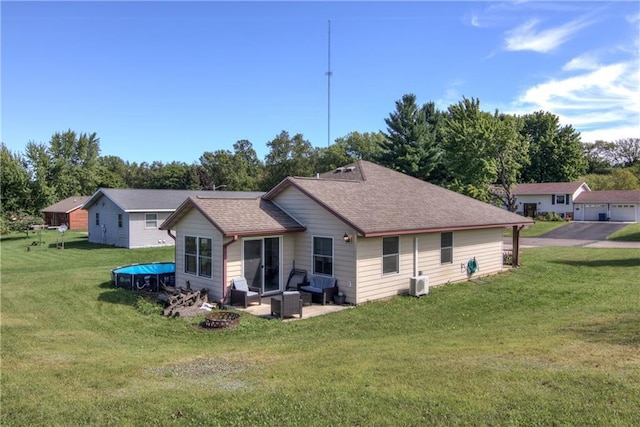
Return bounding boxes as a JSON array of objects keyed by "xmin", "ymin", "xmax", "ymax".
[{"xmin": 2, "ymin": 94, "xmax": 639, "ymax": 232}]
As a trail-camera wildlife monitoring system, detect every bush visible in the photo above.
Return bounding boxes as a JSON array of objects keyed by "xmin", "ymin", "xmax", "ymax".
[
  {"xmin": 135, "ymin": 296, "xmax": 163, "ymax": 316},
  {"xmin": 535, "ymin": 212, "xmax": 564, "ymax": 221}
]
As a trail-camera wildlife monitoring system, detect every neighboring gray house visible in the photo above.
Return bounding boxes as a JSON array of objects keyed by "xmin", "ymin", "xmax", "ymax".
[
  {"xmin": 161, "ymin": 161, "xmax": 533, "ymax": 306},
  {"xmin": 573, "ymin": 190, "xmax": 640, "ymax": 222},
  {"xmin": 513, "ymin": 182, "xmax": 591, "ymax": 219},
  {"xmin": 82, "ymin": 189, "xmax": 262, "ymax": 248}
]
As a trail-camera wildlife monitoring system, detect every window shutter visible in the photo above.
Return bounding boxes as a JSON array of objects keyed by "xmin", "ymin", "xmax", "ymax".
[
  {"xmin": 551, "ymin": 195, "xmax": 555, "ymax": 205},
  {"xmin": 565, "ymin": 194, "xmax": 570, "ymax": 205}
]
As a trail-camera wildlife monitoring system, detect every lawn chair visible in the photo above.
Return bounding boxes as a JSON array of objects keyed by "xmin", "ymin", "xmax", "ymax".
[
  {"xmin": 271, "ymin": 291, "xmax": 303, "ymax": 319},
  {"xmin": 230, "ymin": 277, "xmax": 262, "ymax": 308}
]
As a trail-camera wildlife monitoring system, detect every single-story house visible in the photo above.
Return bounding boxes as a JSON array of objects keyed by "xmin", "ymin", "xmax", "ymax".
[
  {"xmin": 513, "ymin": 182, "xmax": 591, "ymax": 219},
  {"xmin": 573, "ymin": 190, "xmax": 640, "ymax": 222},
  {"xmin": 41, "ymin": 196, "xmax": 90, "ymax": 229},
  {"xmin": 161, "ymin": 161, "xmax": 533, "ymax": 306},
  {"xmin": 82, "ymin": 188, "xmax": 262, "ymax": 248}
]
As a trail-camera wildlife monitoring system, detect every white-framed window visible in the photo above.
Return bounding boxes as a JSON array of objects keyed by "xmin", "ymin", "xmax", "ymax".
[
  {"xmin": 117, "ymin": 213, "xmax": 123, "ymax": 228},
  {"xmin": 441, "ymin": 232, "xmax": 453, "ymax": 264},
  {"xmin": 552, "ymin": 194, "xmax": 570, "ymax": 205},
  {"xmin": 313, "ymin": 236, "xmax": 333, "ymax": 276},
  {"xmin": 145, "ymin": 213, "xmax": 158, "ymax": 229},
  {"xmin": 382, "ymin": 236, "xmax": 399, "ymax": 275},
  {"xmin": 184, "ymin": 235, "xmax": 212, "ymax": 278},
  {"xmin": 95, "ymin": 212, "xmax": 100, "ymax": 226}
]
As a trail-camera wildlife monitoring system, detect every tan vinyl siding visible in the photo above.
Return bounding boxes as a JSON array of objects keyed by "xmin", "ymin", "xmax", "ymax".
[
  {"xmin": 173, "ymin": 209, "xmax": 222, "ymax": 300},
  {"xmin": 273, "ymin": 186, "xmax": 357, "ymax": 303},
  {"xmin": 356, "ymin": 228, "xmax": 504, "ymax": 304},
  {"xmin": 226, "ymin": 234, "xmax": 295, "ymax": 296},
  {"xmin": 356, "ymin": 235, "xmax": 415, "ymax": 303}
]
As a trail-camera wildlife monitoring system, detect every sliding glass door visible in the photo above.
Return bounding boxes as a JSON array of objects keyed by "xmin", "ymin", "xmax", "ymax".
[{"xmin": 243, "ymin": 237, "xmax": 281, "ymax": 294}]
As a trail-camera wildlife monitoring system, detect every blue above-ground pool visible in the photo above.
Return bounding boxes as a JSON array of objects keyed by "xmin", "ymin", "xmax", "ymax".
[{"xmin": 111, "ymin": 262, "xmax": 175, "ymax": 292}]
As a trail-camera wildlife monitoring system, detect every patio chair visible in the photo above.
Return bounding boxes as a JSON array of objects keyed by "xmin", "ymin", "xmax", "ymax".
[
  {"xmin": 271, "ymin": 291, "xmax": 303, "ymax": 319},
  {"xmin": 230, "ymin": 277, "xmax": 262, "ymax": 308},
  {"xmin": 285, "ymin": 268, "xmax": 307, "ymax": 291}
]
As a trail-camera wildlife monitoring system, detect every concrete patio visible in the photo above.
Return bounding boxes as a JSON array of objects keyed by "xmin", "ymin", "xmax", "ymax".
[{"xmin": 234, "ymin": 296, "xmax": 352, "ymax": 321}]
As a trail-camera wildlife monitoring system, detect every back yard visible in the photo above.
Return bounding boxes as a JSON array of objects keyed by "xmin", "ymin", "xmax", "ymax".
[{"xmin": 1, "ymin": 230, "xmax": 639, "ymax": 426}]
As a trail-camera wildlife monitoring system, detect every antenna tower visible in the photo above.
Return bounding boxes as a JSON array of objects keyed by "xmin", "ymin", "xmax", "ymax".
[{"xmin": 326, "ymin": 20, "xmax": 332, "ymax": 147}]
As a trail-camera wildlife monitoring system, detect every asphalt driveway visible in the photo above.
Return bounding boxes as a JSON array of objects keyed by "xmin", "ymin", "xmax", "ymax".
[
  {"xmin": 504, "ymin": 221, "xmax": 640, "ymax": 248},
  {"xmin": 539, "ymin": 222, "xmax": 629, "ymax": 240}
]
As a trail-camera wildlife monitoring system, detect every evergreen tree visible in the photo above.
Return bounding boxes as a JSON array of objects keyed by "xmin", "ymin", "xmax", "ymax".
[{"xmin": 377, "ymin": 94, "xmax": 441, "ymax": 181}]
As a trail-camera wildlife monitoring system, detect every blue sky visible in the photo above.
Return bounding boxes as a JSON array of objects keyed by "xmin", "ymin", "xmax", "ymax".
[{"xmin": 2, "ymin": 1, "xmax": 639, "ymax": 164}]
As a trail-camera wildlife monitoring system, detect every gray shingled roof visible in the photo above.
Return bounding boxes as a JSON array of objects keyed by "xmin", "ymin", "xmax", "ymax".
[
  {"xmin": 265, "ymin": 160, "xmax": 533, "ymax": 236},
  {"xmin": 513, "ymin": 182, "xmax": 588, "ymax": 195},
  {"xmin": 41, "ymin": 196, "xmax": 90, "ymax": 213},
  {"xmin": 82, "ymin": 188, "xmax": 264, "ymax": 212},
  {"xmin": 574, "ymin": 190, "xmax": 640, "ymax": 204},
  {"xmin": 161, "ymin": 196, "xmax": 305, "ymax": 236}
]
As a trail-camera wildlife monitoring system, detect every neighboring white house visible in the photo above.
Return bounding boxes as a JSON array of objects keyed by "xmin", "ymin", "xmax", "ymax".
[
  {"xmin": 161, "ymin": 161, "xmax": 533, "ymax": 306},
  {"xmin": 82, "ymin": 188, "xmax": 262, "ymax": 248},
  {"xmin": 513, "ymin": 182, "xmax": 591, "ymax": 219},
  {"xmin": 573, "ymin": 190, "xmax": 640, "ymax": 222},
  {"xmin": 512, "ymin": 182, "xmax": 639, "ymax": 222}
]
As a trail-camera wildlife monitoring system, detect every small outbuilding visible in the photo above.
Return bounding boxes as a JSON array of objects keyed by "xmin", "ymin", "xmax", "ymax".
[{"xmin": 41, "ymin": 196, "xmax": 89, "ymax": 230}]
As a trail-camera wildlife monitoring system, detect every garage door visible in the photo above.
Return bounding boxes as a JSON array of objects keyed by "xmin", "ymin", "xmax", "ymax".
[
  {"xmin": 583, "ymin": 204, "xmax": 607, "ymax": 221},
  {"xmin": 610, "ymin": 204, "xmax": 637, "ymax": 222}
]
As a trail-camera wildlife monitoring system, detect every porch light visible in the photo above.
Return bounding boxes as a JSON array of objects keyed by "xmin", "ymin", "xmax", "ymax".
[{"xmin": 343, "ymin": 232, "xmax": 353, "ymax": 244}]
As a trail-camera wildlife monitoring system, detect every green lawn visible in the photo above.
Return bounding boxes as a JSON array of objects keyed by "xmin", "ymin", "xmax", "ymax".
[
  {"xmin": 608, "ymin": 222, "xmax": 640, "ymax": 241},
  {"xmin": 504, "ymin": 220, "xmax": 569, "ymax": 237},
  {"xmin": 2, "ymin": 230, "xmax": 639, "ymax": 426}
]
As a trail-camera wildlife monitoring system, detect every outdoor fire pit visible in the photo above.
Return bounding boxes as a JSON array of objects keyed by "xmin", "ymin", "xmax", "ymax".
[{"xmin": 202, "ymin": 311, "xmax": 240, "ymax": 329}]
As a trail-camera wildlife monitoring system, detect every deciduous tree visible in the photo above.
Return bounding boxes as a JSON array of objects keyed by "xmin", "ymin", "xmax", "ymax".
[
  {"xmin": 261, "ymin": 131, "xmax": 317, "ymax": 190},
  {"xmin": 520, "ymin": 112, "xmax": 586, "ymax": 182},
  {"xmin": 199, "ymin": 140, "xmax": 263, "ymax": 191},
  {"xmin": 0, "ymin": 143, "xmax": 31, "ymax": 217}
]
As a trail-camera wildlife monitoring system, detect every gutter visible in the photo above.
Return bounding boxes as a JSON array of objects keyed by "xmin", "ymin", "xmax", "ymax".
[{"xmin": 222, "ymin": 235, "xmax": 239, "ymax": 304}]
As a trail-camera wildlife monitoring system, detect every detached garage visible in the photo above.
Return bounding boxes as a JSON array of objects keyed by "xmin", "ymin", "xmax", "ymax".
[{"xmin": 574, "ymin": 191, "xmax": 640, "ymax": 222}]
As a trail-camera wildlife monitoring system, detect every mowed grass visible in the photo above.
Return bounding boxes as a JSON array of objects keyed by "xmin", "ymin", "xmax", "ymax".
[
  {"xmin": 608, "ymin": 222, "xmax": 640, "ymax": 241},
  {"xmin": 504, "ymin": 220, "xmax": 569, "ymax": 237},
  {"xmin": 1, "ymin": 231, "xmax": 639, "ymax": 426}
]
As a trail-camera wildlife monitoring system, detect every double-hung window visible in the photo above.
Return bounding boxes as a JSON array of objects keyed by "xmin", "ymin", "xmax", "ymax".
[
  {"xmin": 313, "ymin": 237, "xmax": 333, "ymax": 276},
  {"xmin": 145, "ymin": 213, "xmax": 158, "ymax": 229},
  {"xmin": 185, "ymin": 236, "xmax": 212, "ymax": 278},
  {"xmin": 382, "ymin": 236, "xmax": 399, "ymax": 274},
  {"xmin": 117, "ymin": 213, "xmax": 123, "ymax": 228},
  {"xmin": 441, "ymin": 232, "xmax": 453, "ymax": 264},
  {"xmin": 95, "ymin": 212, "xmax": 100, "ymax": 226}
]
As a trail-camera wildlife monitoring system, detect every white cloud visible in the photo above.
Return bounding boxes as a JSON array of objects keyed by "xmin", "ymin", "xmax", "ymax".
[
  {"xmin": 562, "ymin": 54, "xmax": 600, "ymax": 71},
  {"xmin": 504, "ymin": 18, "xmax": 592, "ymax": 53},
  {"xmin": 511, "ymin": 60, "xmax": 640, "ymax": 141},
  {"xmin": 579, "ymin": 126, "xmax": 639, "ymax": 143},
  {"xmin": 470, "ymin": 15, "xmax": 480, "ymax": 27}
]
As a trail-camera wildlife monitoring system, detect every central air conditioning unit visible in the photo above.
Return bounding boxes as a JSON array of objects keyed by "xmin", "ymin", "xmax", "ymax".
[{"xmin": 410, "ymin": 275, "xmax": 429, "ymax": 297}]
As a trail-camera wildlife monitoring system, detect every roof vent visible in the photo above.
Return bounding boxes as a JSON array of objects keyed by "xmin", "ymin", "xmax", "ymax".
[
  {"xmin": 344, "ymin": 166, "xmax": 356, "ymax": 172},
  {"xmin": 334, "ymin": 167, "xmax": 345, "ymax": 173}
]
